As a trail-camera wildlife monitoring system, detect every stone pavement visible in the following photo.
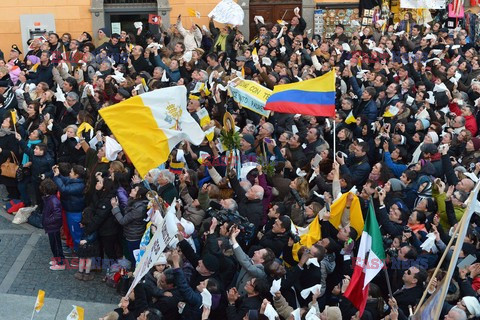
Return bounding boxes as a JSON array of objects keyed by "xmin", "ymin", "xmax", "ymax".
[{"xmin": 0, "ymin": 205, "xmax": 119, "ymax": 319}]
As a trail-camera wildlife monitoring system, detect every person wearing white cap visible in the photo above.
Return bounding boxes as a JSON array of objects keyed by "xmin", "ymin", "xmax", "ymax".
[{"xmin": 456, "ymin": 296, "xmax": 480, "ymax": 318}]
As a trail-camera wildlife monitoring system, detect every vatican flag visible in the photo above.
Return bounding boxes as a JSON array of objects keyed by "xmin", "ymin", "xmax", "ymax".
[
  {"xmin": 99, "ymin": 86, "xmax": 205, "ymax": 177},
  {"xmin": 66, "ymin": 305, "xmax": 84, "ymax": 320},
  {"xmin": 345, "ymin": 111, "xmax": 356, "ymax": 124},
  {"xmin": 34, "ymin": 289, "xmax": 45, "ymax": 312},
  {"xmin": 291, "ymin": 192, "xmax": 364, "ymax": 260}
]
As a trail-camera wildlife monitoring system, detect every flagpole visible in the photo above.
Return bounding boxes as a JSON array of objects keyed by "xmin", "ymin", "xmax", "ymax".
[
  {"xmin": 384, "ymin": 268, "xmax": 393, "ymax": 298},
  {"xmin": 333, "ymin": 120, "xmax": 336, "ymax": 159},
  {"xmin": 30, "ymin": 309, "xmax": 35, "ymax": 320},
  {"xmin": 413, "ymin": 205, "xmax": 464, "ymax": 315}
]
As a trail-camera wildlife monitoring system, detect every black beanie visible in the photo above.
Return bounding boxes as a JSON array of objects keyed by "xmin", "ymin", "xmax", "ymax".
[{"xmin": 202, "ymin": 253, "xmax": 219, "ymax": 273}]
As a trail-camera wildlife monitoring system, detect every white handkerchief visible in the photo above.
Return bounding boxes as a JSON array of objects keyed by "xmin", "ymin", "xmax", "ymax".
[
  {"xmin": 406, "ymin": 95, "xmax": 414, "ymax": 106},
  {"xmin": 292, "ymin": 308, "xmax": 302, "ymax": 320},
  {"xmin": 55, "ymin": 85, "xmax": 66, "ymax": 102},
  {"xmin": 270, "ymin": 278, "xmax": 282, "ymax": 296},
  {"xmin": 200, "ymin": 289, "xmax": 212, "ymax": 308},
  {"xmin": 306, "ymin": 307, "xmax": 320, "ymax": 320},
  {"xmin": 254, "ymin": 15, "xmax": 265, "ymax": 25},
  {"xmin": 300, "ymin": 284, "xmax": 322, "ymax": 299},
  {"xmin": 134, "ymin": 21, "xmax": 143, "ymax": 29},
  {"xmin": 105, "ymin": 136, "xmax": 122, "ymax": 161},
  {"xmin": 264, "ymin": 303, "xmax": 279, "ymax": 320},
  {"xmin": 420, "ymin": 233, "xmax": 436, "ymax": 252},
  {"xmin": 306, "ymin": 258, "xmax": 320, "ymax": 267}
]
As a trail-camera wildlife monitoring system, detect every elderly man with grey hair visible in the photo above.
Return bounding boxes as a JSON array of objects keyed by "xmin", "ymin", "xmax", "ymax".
[
  {"xmin": 228, "ymin": 168, "xmax": 264, "ymax": 230},
  {"xmin": 445, "ymin": 307, "xmax": 467, "ymax": 320},
  {"xmin": 156, "ymin": 169, "xmax": 178, "ymax": 205},
  {"xmin": 58, "ymin": 91, "xmax": 82, "ymax": 127}
]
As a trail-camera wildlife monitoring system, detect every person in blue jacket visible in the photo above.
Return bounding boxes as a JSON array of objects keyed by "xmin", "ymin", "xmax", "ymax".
[
  {"xmin": 383, "ymin": 141, "xmax": 408, "ymax": 178},
  {"xmin": 347, "ymin": 65, "xmax": 378, "ymax": 125},
  {"xmin": 52, "ymin": 164, "xmax": 86, "ymax": 251},
  {"xmin": 152, "ymin": 49, "xmax": 181, "ymax": 83}
]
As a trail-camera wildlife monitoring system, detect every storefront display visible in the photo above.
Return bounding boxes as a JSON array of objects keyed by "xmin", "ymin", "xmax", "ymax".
[{"xmin": 314, "ymin": 6, "xmax": 359, "ymax": 39}]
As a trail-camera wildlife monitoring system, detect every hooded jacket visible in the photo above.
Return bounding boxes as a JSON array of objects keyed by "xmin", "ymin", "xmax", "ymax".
[
  {"xmin": 42, "ymin": 195, "xmax": 63, "ymax": 233},
  {"xmin": 53, "ymin": 175, "xmax": 85, "ymax": 212},
  {"xmin": 112, "ymin": 199, "xmax": 148, "ymax": 241}
]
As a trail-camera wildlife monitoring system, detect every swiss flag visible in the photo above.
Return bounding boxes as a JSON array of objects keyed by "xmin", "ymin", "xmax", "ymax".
[{"xmin": 148, "ymin": 14, "xmax": 161, "ymax": 25}]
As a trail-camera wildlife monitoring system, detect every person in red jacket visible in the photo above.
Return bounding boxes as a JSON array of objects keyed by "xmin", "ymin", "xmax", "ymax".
[{"xmin": 449, "ymin": 101, "xmax": 477, "ymax": 136}]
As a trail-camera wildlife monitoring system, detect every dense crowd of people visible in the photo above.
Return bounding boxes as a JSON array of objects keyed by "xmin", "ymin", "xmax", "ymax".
[{"xmin": 1, "ymin": 6, "xmax": 480, "ymax": 320}]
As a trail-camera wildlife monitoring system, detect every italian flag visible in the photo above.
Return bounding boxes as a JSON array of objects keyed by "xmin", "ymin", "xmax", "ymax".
[{"xmin": 344, "ymin": 201, "xmax": 385, "ymax": 316}]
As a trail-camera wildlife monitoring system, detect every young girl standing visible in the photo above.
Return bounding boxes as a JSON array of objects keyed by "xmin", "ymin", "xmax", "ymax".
[{"xmin": 40, "ymin": 179, "xmax": 65, "ymax": 270}]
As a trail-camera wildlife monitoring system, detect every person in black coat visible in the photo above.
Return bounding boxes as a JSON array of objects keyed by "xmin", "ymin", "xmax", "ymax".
[
  {"xmin": 146, "ymin": 268, "xmax": 182, "ymax": 319},
  {"xmin": 83, "ymin": 175, "xmax": 119, "ymax": 260},
  {"xmin": 226, "ymin": 277, "xmax": 268, "ymax": 320},
  {"xmin": 57, "ymin": 92, "xmax": 82, "ymax": 128},
  {"xmin": 55, "ymin": 125, "xmax": 85, "ymax": 164},
  {"xmin": 0, "ymin": 115, "xmax": 20, "ymax": 199},
  {"xmin": 392, "ymin": 266, "xmax": 428, "ymax": 316},
  {"xmin": 257, "ymin": 216, "xmax": 291, "ymax": 257},
  {"xmin": 203, "ymin": 220, "xmax": 236, "ymax": 292},
  {"xmin": 26, "ymin": 51, "xmax": 54, "ymax": 88},
  {"xmin": 228, "ymin": 169, "xmax": 264, "ymax": 230}
]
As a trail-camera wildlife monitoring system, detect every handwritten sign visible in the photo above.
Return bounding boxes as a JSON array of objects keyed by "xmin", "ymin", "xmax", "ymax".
[
  {"xmin": 126, "ymin": 203, "xmax": 178, "ymax": 297},
  {"xmin": 228, "ymin": 78, "xmax": 272, "ymax": 117}
]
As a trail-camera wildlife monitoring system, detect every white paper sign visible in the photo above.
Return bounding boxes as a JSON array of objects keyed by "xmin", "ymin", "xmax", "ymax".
[
  {"xmin": 208, "ymin": 0, "xmax": 245, "ymax": 26},
  {"xmin": 400, "ymin": 0, "xmax": 445, "ymax": 9},
  {"xmin": 111, "ymin": 22, "xmax": 121, "ymax": 35}
]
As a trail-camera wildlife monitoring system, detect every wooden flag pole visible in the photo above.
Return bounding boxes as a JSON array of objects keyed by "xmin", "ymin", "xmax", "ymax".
[
  {"xmin": 414, "ymin": 205, "xmax": 464, "ymax": 314},
  {"xmin": 333, "ymin": 120, "xmax": 336, "ymax": 159}
]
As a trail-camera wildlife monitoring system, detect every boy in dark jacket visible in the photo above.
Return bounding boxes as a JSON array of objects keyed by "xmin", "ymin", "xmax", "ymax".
[
  {"xmin": 16, "ymin": 132, "xmax": 54, "ymax": 208},
  {"xmin": 40, "ymin": 179, "xmax": 65, "ymax": 270}
]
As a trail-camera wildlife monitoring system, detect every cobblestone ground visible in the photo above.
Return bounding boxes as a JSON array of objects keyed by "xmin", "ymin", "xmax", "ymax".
[{"xmin": 0, "ymin": 212, "xmax": 120, "ymax": 305}]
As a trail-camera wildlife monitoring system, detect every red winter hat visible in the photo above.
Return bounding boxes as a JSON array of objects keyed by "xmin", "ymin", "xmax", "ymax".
[{"xmin": 471, "ymin": 137, "xmax": 480, "ymax": 151}]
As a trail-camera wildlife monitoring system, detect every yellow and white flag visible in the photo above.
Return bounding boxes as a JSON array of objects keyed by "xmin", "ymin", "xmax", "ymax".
[
  {"xmin": 34, "ymin": 289, "xmax": 45, "ymax": 312},
  {"xmin": 252, "ymin": 47, "xmax": 259, "ymax": 64},
  {"xmin": 99, "ymin": 86, "xmax": 205, "ymax": 177},
  {"xmin": 383, "ymin": 105, "xmax": 399, "ymax": 118},
  {"xmin": 291, "ymin": 192, "xmax": 364, "ymax": 260},
  {"xmin": 188, "ymin": 8, "xmax": 201, "ymax": 18},
  {"xmin": 196, "ymin": 108, "xmax": 215, "ymax": 141},
  {"xmin": 66, "ymin": 305, "xmax": 84, "ymax": 320},
  {"xmin": 345, "ymin": 110, "xmax": 356, "ymax": 124}
]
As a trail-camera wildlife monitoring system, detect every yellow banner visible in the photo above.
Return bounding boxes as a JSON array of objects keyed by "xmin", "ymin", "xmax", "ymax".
[{"xmin": 228, "ymin": 78, "xmax": 272, "ymax": 117}]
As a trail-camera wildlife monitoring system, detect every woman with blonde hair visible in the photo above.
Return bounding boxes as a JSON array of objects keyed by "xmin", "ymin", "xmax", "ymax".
[{"xmin": 57, "ymin": 124, "xmax": 85, "ymax": 164}]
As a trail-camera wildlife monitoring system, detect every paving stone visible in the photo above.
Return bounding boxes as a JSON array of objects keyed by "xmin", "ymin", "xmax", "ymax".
[{"xmin": 0, "ymin": 215, "xmax": 120, "ymax": 305}]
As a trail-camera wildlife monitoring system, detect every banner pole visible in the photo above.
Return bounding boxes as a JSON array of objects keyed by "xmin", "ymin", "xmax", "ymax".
[{"xmin": 333, "ymin": 120, "xmax": 336, "ymax": 159}]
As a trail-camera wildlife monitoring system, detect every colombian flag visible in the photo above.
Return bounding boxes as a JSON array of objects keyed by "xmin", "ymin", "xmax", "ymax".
[
  {"xmin": 264, "ymin": 70, "xmax": 336, "ymax": 117},
  {"xmin": 169, "ymin": 161, "xmax": 184, "ymax": 175},
  {"xmin": 99, "ymin": 86, "xmax": 205, "ymax": 178}
]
